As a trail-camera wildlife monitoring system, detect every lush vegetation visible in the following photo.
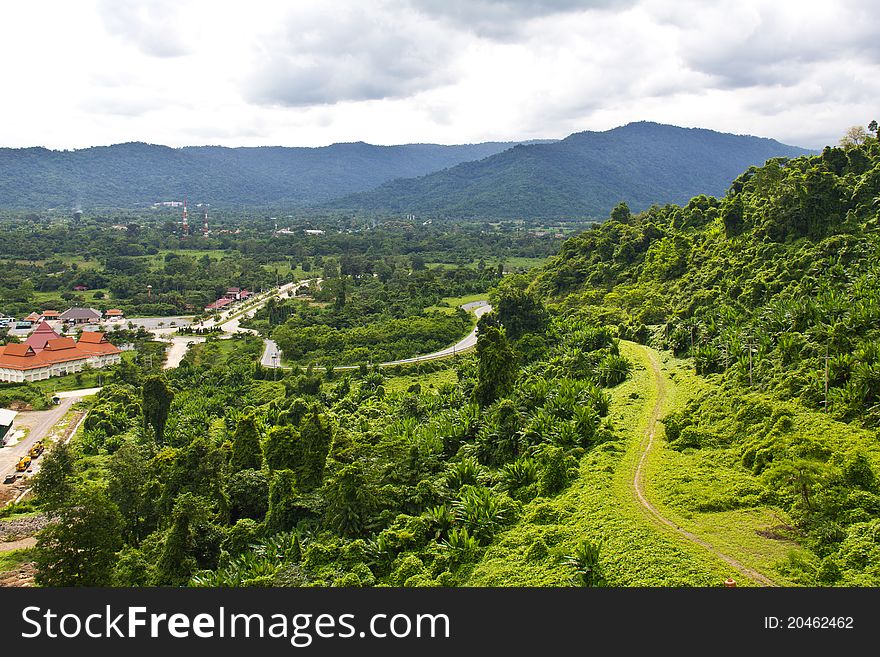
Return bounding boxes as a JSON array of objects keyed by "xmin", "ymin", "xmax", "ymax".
[
  {"xmin": 0, "ymin": 217, "xmax": 564, "ymax": 321},
  {"xmin": 247, "ymin": 264, "xmax": 496, "ymax": 366},
  {"xmin": 16, "ymin": 121, "xmax": 880, "ymax": 589},
  {"xmin": 28, "ymin": 291, "xmax": 639, "ymax": 586},
  {"xmin": 530, "ymin": 124, "xmax": 880, "ymax": 584},
  {"xmin": 331, "ymin": 122, "xmax": 812, "ymax": 219}
]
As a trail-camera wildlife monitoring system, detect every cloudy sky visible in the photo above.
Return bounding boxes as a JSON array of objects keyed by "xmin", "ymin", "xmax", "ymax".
[{"xmin": 0, "ymin": 0, "xmax": 875, "ymax": 150}]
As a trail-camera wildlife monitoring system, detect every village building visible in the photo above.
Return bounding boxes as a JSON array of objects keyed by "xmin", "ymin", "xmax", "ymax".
[
  {"xmin": 205, "ymin": 297, "xmax": 233, "ymax": 312},
  {"xmin": 0, "ymin": 332, "xmax": 122, "ymax": 383},
  {"xmin": 24, "ymin": 321, "xmax": 60, "ymax": 353},
  {"xmin": 59, "ymin": 307, "xmax": 102, "ymax": 324},
  {"xmin": 40, "ymin": 310, "xmax": 60, "ymax": 320},
  {"xmin": 0, "ymin": 408, "xmax": 16, "ymax": 444},
  {"xmin": 104, "ymin": 309, "xmax": 124, "ymax": 320},
  {"xmin": 23, "ymin": 312, "xmax": 40, "ymax": 323}
]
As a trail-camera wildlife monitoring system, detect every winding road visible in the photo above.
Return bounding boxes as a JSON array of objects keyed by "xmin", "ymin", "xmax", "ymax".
[
  {"xmin": 260, "ymin": 300, "xmax": 493, "ymax": 371},
  {"xmin": 161, "ymin": 281, "xmax": 307, "ymax": 369},
  {"xmin": 631, "ymin": 344, "xmax": 777, "ymax": 587}
]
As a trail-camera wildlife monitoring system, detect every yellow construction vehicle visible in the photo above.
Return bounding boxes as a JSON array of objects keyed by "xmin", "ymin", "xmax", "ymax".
[
  {"xmin": 28, "ymin": 441, "xmax": 44, "ymax": 458},
  {"xmin": 15, "ymin": 455, "xmax": 31, "ymax": 472}
]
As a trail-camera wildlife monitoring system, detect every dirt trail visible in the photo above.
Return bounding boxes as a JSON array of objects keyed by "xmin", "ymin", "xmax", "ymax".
[{"xmin": 632, "ymin": 345, "xmax": 777, "ymax": 587}]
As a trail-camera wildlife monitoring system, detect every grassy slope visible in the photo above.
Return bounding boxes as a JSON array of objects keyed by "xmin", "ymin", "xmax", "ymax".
[
  {"xmin": 643, "ymin": 350, "xmax": 810, "ymax": 585},
  {"xmin": 467, "ymin": 341, "xmax": 737, "ymax": 586}
]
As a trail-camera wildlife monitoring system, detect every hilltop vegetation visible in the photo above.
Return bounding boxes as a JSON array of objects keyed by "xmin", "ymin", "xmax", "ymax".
[
  {"xmin": 533, "ymin": 125, "xmax": 880, "ymax": 584},
  {"xmin": 331, "ymin": 122, "xmax": 812, "ymax": 219}
]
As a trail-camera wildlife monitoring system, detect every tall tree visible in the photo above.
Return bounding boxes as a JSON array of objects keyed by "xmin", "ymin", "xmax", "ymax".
[
  {"xmin": 31, "ymin": 442, "xmax": 75, "ymax": 512},
  {"xmin": 266, "ymin": 469, "xmax": 301, "ymax": 534},
  {"xmin": 474, "ymin": 324, "xmax": 516, "ymax": 407},
  {"xmin": 231, "ymin": 412, "xmax": 263, "ymax": 471},
  {"xmin": 107, "ymin": 442, "xmax": 152, "ymax": 542},
  {"xmin": 34, "ymin": 485, "xmax": 123, "ymax": 586},
  {"xmin": 154, "ymin": 493, "xmax": 222, "ymax": 586},
  {"xmin": 142, "ymin": 375, "xmax": 174, "ymax": 444},
  {"xmin": 297, "ymin": 408, "xmax": 334, "ymax": 490}
]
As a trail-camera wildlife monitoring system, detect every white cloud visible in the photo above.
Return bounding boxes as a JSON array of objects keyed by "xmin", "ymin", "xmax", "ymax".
[{"xmin": 0, "ymin": 0, "xmax": 874, "ymax": 150}]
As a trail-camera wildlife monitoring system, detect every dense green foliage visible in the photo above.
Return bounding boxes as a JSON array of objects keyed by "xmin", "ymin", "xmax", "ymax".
[
  {"xmin": 0, "ymin": 218, "xmax": 563, "ymax": 319},
  {"xmin": 533, "ymin": 128, "xmax": 880, "ymax": 584},
  {"xmin": 248, "ymin": 262, "xmax": 496, "ymax": 366},
  {"xmin": 331, "ymin": 122, "xmax": 812, "ymax": 219},
  {"xmin": 31, "ymin": 288, "xmax": 634, "ymax": 587}
]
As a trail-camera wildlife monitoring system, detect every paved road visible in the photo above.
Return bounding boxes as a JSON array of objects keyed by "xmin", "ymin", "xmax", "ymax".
[
  {"xmin": 263, "ymin": 300, "xmax": 493, "ymax": 371},
  {"xmin": 0, "ymin": 388, "xmax": 98, "ymax": 480},
  {"xmin": 157, "ymin": 281, "xmax": 306, "ymax": 369}
]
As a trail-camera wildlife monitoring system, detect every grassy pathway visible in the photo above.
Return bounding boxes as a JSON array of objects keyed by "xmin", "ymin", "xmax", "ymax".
[{"xmin": 630, "ymin": 344, "xmax": 777, "ymax": 587}]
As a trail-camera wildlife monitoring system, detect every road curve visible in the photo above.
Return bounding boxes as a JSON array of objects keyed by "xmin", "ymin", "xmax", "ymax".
[
  {"xmin": 261, "ymin": 300, "xmax": 493, "ymax": 371},
  {"xmin": 632, "ymin": 344, "xmax": 777, "ymax": 587}
]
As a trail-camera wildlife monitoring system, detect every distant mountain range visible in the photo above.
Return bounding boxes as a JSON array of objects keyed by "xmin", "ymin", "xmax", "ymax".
[
  {"xmin": 0, "ymin": 141, "xmax": 533, "ymax": 209},
  {"xmin": 328, "ymin": 122, "xmax": 815, "ymax": 219},
  {"xmin": 0, "ymin": 122, "xmax": 814, "ymax": 217}
]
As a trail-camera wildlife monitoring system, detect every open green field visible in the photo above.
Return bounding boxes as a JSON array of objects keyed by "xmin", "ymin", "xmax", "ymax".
[
  {"xmin": 148, "ymin": 249, "xmax": 227, "ymax": 269},
  {"xmin": 264, "ymin": 260, "xmax": 308, "ymax": 282},
  {"xmin": 31, "ymin": 288, "xmax": 111, "ymax": 306},
  {"xmin": 425, "ymin": 293, "xmax": 488, "ymax": 315},
  {"xmin": 381, "ymin": 364, "xmax": 459, "ymax": 394}
]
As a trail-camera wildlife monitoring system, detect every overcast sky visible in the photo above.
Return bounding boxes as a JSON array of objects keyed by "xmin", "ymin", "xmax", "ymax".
[{"xmin": 0, "ymin": 0, "xmax": 875, "ymax": 150}]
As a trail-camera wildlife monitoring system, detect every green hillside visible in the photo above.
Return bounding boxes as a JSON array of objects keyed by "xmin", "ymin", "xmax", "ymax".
[
  {"xmin": 331, "ymin": 122, "xmax": 814, "ymax": 219},
  {"xmin": 525, "ymin": 130, "xmax": 880, "ymax": 584}
]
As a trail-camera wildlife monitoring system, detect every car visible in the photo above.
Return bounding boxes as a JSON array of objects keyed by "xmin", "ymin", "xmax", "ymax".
[{"xmin": 3, "ymin": 474, "xmax": 17, "ymax": 484}]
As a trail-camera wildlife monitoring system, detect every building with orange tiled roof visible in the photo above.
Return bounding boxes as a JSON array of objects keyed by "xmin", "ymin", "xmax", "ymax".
[
  {"xmin": 0, "ymin": 331, "xmax": 122, "ymax": 383},
  {"xmin": 24, "ymin": 321, "xmax": 60, "ymax": 353},
  {"xmin": 104, "ymin": 309, "xmax": 124, "ymax": 319},
  {"xmin": 40, "ymin": 310, "xmax": 61, "ymax": 319}
]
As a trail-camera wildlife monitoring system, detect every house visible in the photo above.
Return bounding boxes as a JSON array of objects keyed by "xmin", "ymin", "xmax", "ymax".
[
  {"xmin": 24, "ymin": 321, "xmax": 60, "ymax": 353},
  {"xmin": 59, "ymin": 307, "xmax": 102, "ymax": 324},
  {"xmin": 224, "ymin": 287, "xmax": 242, "ymax": 300},
  {"xmin": 0, "ymin": 332, "xmax": 122, "ymax": 383},
  {"xmin": 0, "ymin": 408, "xmax": 17, "ymax": 444},
  {"xmin": 40, "ymin": 310, "xmax": 60, "ymax": 320},
  {"xmin": 205, "ymin": 297, "xmax": 232, "ymax": 312},
  {"xmin": 104, "ymin": 309, "xmax": 124, "ymax": 320},
  {"xmin": 73, "ymin": 285, "xmax": 89, "ymax": 292},
  {"xmin": 23, "ymin": 312, "xmax": 40, "ymax": 323}
]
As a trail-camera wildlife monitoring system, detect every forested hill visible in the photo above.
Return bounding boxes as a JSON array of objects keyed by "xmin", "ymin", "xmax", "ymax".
[
  {"xmin": 535, "ymin": 133, "xmax": 880, "ymax": 425},
  {"xmin": 0, "ymin": 140, "xmax": 531, "ymax": 209},
  {"xmin": 329, "ymin": 122, "xmax": 813, "ymax": 219},
  {"xmin": 528, "ymin": 131, "xmax": 880, "ymax": 585}
]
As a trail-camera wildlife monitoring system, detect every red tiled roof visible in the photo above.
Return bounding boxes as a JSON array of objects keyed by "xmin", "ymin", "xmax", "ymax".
[
  {"xmin": 24, "ymin": 322, "xmax": 60, "ymax": 352},
  {"xmin": 40, "ymin": 310, "xmax": 60, "ymax": 317},
  {"xmin": 0, "ymin": 333, "xmax": 120, "ymax": 370},
  {"xmin": 3, "ymin": 343, "xmax": 34, "ymax": 357},
  {"xmin": 105, "ymin": 309, "xmax": 123, "ymax": 315},
  {"xmin": 24, "ymin": 313, "xmax": 40, "ymax": 322},
  {"xmin": 78, "ymin": 331, "xmax": 107, "ymax": 344}
]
